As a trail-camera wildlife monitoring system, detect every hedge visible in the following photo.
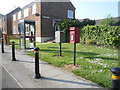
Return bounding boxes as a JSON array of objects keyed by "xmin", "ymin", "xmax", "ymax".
[{"xmin": 80, "ymin": 25, "xmax": 120, "ymax": 48}]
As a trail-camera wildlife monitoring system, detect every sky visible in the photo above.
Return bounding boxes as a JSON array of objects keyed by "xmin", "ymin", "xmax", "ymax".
[{"xmin": 0, "ymin": 0, "xmax": 119, "ymax": 20}]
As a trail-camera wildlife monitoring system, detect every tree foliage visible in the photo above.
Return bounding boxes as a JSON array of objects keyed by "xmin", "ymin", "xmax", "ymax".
[
  {"xmin": 100, "ymin": 15, "xmax": 117, "ymax": 26},
  {"xmin": 82, "ymin": 18, "xmax": 96, "ymax": 26},
  {"xmin": 60, "ymin": 18, "xmax": 96, "ymax": 31}
]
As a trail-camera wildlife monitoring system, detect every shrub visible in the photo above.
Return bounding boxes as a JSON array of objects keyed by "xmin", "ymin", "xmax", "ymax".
[{"xmin": 80, "ymin": 25, "xmax": 120, "ymax": 48}]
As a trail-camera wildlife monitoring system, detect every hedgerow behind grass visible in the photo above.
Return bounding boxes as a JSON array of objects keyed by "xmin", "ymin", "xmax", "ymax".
[{"xmin": 81, "ymin": 25, "xmax": 120, "ymax": 48}]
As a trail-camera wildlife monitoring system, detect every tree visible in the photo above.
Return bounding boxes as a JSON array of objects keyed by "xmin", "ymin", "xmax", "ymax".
[
  {"xmin": 60, "ymin": 18, "xmax": 96, "ymax": 32},
  {"xmin": 100, "ymin": 15, "xmax": 117, "ymax": 26},
  {"xmin": 82, "ymin": 18, "xmax": 96, "ymax": 26}
]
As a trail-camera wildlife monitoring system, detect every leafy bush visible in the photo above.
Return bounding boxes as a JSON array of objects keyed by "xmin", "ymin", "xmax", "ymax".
[{"xmin": 80, "ymin": 25, "xmax": 120, "ymax": 48}]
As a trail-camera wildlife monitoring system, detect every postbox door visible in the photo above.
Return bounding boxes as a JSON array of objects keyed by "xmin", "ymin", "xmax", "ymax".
[
  {"xmin": 75, "ymin": 29, "xmax": 80, "ymax": 43},
  {"xmin": 70, "ymin": 27, "xmax": 80, "ymax": 43},
  {"xmin": 70, "ymin": 31, "xmax": 75, "ymax": 43}
]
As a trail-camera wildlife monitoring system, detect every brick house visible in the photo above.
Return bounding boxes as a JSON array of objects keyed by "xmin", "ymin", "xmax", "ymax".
[
  {"xmin": 0, "ymin": 13, "xmax": 5, "ymax": 36},
  {"xmin": 12, "ymin": 0, "xmax": 75, "ymax": 42},
  {"xmin": 5, "ymin": 7, "xmax": 21, "ymax": 35}
]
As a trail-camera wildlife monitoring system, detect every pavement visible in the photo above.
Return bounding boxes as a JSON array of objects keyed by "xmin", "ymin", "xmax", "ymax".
[
  {"xmin": 2, "ymin": 67, "xmax": 20, "ymax": 88},
  {"xmin": 1, "ymin": 45, "xmax": 104, "ymax": 89}
]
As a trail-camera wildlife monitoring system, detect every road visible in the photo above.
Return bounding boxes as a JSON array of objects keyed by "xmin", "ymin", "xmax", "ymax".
[
  {"xmin": 0, "ymin": 45, "xmax": 21, "ymax": 89},
  {"xmin": 2, "ymin": 67, "xmax": 21, "ymax": 88}
]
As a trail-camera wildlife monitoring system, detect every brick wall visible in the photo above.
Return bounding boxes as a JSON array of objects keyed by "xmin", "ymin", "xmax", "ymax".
[
  {"xmin": 41, "ymin": 2, "xmax": 75, "ymax": 39},
  {"xmin": 12, "ymin": 2, "xmax": 75, "ymax": 42},
  {"xmin": 5, "ymin": 7, "xmax": 21, "ymax": 34},
  {"xmin": 13, "ymin": 2, "xmax": 41, "ymax": 37}
]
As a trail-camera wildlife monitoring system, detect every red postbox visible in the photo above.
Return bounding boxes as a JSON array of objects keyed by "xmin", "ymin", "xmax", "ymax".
[{"xmin": 70, "ymin": 27, "xmax": 80, "ymax": 43}]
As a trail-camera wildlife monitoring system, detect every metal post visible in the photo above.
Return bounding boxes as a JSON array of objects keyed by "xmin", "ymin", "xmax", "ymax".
[
  {"xmin": 11, "ymin": 41, "xmax": 16, "ymax": 61},
  {"xmin": 1, "ymin": 38, "xmax": 4, "ymax": 53},
  {"xmin": 74, "ymin": 43, "xmax": 76, "ymax": 66},
  {"xmin": 59, "ymin": 43, "xmax": 62, "ymax": 56},
  {"xmin": 34, "ymin": 47, "xmax": 41, "ymax": 79},
  {"xmin": 110, "ymin": 67, "xmax": 120, "ymax": 89},
  {"xmin": 118, "ymin": 49, "xmax": 120, "ymax": 67}
]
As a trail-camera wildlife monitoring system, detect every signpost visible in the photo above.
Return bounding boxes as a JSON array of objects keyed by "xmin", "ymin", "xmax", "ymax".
[
  {"xmin": 55, "ymin": 31, "xmax": 65, "ymax": 56},
  {"xmin": 70, "ymin": 27, "xmax": 80, "ymax": 66}
]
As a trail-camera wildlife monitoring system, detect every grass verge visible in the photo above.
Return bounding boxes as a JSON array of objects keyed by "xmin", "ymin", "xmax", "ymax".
[
  {"xmin": 10, "ymin": 39, "xmax": 118, "ymax": 87},
  {"xmin": 36, "ymin": 43, "xmax": 118, "ymax": 88}
]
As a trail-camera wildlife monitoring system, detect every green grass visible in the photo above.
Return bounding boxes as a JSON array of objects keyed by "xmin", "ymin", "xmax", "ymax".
[
  {"xmin": 35, "ymin": 43, "xmax": 118, "ymax": 88},
  {"xmin": 9, "ymin": 39, "xmax": 20, "ymax": 45},
  {"xmin": 10, "ymin": 39, "xmax": 119, "ymax": 87},
  {"xmin": 9, "ymin": 39, "xmax": 20, "ymax": 49}
]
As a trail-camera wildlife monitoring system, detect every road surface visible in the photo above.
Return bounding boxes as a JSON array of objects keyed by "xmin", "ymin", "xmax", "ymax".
[{"xmin": 2, "ymin": 67, "xmax": 21, "ymax": 88}]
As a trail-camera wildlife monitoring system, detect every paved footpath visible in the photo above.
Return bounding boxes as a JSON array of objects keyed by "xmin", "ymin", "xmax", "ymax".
[{"xmin": 1, "ymin": 45, "xmax": 104, "ymax": 88}]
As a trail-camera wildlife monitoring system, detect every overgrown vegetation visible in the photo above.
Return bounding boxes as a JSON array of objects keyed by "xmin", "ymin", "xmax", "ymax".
[{"xmin": 81, "ymin": 25, "xmax": 120, "ymax": 48}]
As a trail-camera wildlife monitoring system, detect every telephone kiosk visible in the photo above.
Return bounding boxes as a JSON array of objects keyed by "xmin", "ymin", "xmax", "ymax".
[{"xmin": 18, "ymin": 20, "xmax": 36, "ymax": 49}]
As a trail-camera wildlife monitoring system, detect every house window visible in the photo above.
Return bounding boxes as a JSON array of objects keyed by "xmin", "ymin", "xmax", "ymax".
[
  {"xmin": 32, "ymin": 4, "xmax": 36, "ymax": 14},
  {"xmin": 24, "ymin": 8, "xmax": 28, "ymax": 17},
  {"xmin": 68, "ymin": 10, "xmax": 74, "ymax": 19},
  {"xmin": 18, "ymin": 11, "xmax": 21, "ymax": 19},
  {"xmin": 13, "ymin": 14, "xmax": 16, "ymax": 21},
  {"xmin": 13, "ymin": 26, "xmax": 16, "ymax": 34}
]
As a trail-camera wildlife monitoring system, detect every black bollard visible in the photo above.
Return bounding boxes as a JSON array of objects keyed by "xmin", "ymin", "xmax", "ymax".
[
  {"xmin": 110, "ymin": 67, "xmax": 120, "ymax": 89},
  {"xmin": 1, "ymin": 38, "xmax": 4, "ymax": 53},
  {"xmin": 11, "ymin": 41, "xmax": 16, "ymax": 61},
  {"xmin": 34, "ymin": 47, "xmax": 41, "ymax": 79}
]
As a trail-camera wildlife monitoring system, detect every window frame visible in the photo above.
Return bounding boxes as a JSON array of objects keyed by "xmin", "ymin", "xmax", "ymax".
[
  {"xmin": 32, "ymin": 4, "xmax": 36, "ymax": 14},
  {"xmin": 18, "ymin": 11, "xmax": 21, "ymax": 19},
  {"xmin": 24, "ymin": 8, "xmax": 29, "ymax": 17},
  {"xmin": 68, "ymin": 10, "xmax": 74, "ymax": 19},
  {"xmin": 13, "ymin": 26, "xmax": 16, "ymax": 34},
  {"xmin": 13, "ymin": 14, "xmax": 16, "ymax": 21}
]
